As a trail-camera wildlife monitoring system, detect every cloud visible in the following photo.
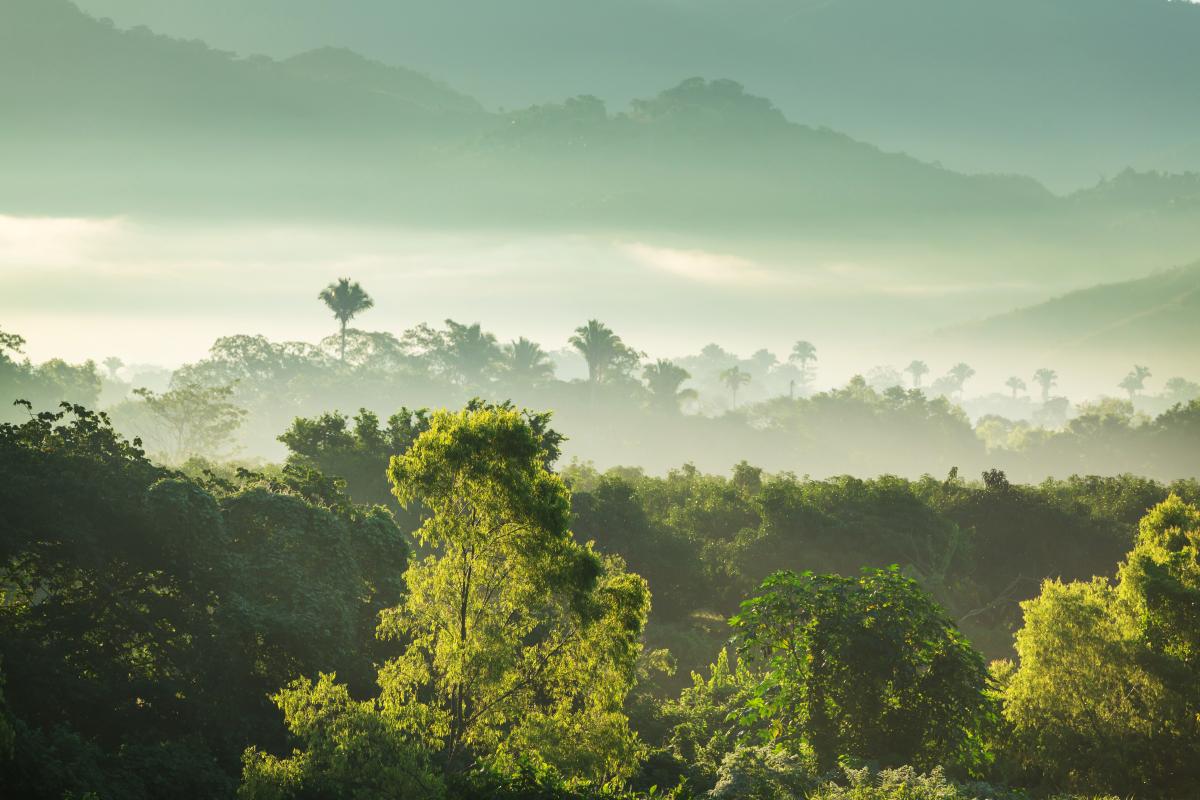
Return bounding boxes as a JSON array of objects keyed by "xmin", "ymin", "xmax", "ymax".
[
  {"xmin": 0, "ymin": 215, "xmax": 126, "ymax": 267},
  {"xmin": 617, "ymin": 241, "xmax": 777, "ymax": 286}
]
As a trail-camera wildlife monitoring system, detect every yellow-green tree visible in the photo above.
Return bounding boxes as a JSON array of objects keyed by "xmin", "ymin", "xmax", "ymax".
[
  {"xmin": 242, "ymin": 403, "xmax": 650, "ymax": 797},
  {"xmin": 381, "ymin": 403, "xmax": 649, "ymax": 782},
  {"xmin": 1002, "ymin": 495, "xmax": 1200, "ymax": 796}
]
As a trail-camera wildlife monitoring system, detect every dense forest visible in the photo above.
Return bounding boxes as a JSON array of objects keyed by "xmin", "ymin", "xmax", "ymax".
[
  {"xmin": 6, "ymin": 1, "xmax": 1200, "ymax": 798},
  {"xmin": 3, "ymin": 397, "xmax": 1200, "ymax": 799},
  {"xmin": 3, "ymin": 282, "xmax": 1200, "ymax": 798}
]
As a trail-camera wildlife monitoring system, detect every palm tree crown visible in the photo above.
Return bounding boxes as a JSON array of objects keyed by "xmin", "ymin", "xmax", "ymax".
[
  {"xmin": 504, "ymin": 337, "xmax": 555, "ymax": 385},
  {"xmin": 720, "ymin": 365, "xmax": 752, "ymax": 407},
  {"xmin": 643, "ymin": 359, "xmax": 696, "ymax": 412},
  {"xmin": 569, "ymin": 319, "xmax": 639, "ymax": 383},
  {"xmin": 905, "ymin": 360, "xmax": 929, "ymax": 389},
  {"xmin": 319, "ymin": 278, "xmax": 374, "ymax": 362},
  {"xmin": 789, "ymin": 340, "xmax": 817, "ymax": 370},
  {"xmin": 1033, "ymin": 368, "xmax": 1058, "ymax": 403}
]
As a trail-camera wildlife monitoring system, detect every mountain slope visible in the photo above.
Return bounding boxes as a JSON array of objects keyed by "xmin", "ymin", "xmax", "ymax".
[
  {"xmin": 0, "ymin": 0, "xmax": 1057, "ymax": 228},
  {"xmin": 71, "ymin": 0, "xmax": 1200, "ymax": 187},
  {"xmin": 942, "ymin": 261, "xmax": 1200, "ymax": 372}
]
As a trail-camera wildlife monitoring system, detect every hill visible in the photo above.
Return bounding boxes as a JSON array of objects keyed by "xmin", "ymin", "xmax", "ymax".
[
  {"xmin": 3, "ymin": 0, "xmax": 1200, "ymax": 290},
  {"xmin": 71, "ymin": 0, "xmax": 1200, "ymax": 188},
  {"xmin": 940, "ymin": 261, "xmax": 1200, "ymax": 374}
]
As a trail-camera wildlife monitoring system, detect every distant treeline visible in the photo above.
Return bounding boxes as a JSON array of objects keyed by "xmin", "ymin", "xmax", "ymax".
[{"xmin": 4, "ymin": 321, "xmax": 1198, "ymax": 481}]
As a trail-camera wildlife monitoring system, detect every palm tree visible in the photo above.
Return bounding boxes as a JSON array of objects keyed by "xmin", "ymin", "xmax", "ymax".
[
  {"xmin": 905, "ymin": 360, "xmax": 930, "ymax": 389},
  {"xmin": 1033, "ymin": 368, "xmax": 1058, "ymax": 403},
  {"xmin": 504, "ymin": 337, "xmax": 555, "ymax": 385},
  {"xmin": 1005, "ymin": 376, "xmax": 1027, "ymax": 399},
  {"xmin": 569, "ymin": 319, "xmax": 638, "ymax": 383},
  {"xmin": 948, "ymin": 362, "xmax": 976, "ymax": 397},
  {"xmin": 1119, "ymin": 364, "xmax": 1152, "ymax": 400},
  {"xmin": 643, "ymin": 360, "xmax": 697, "ymax": 413},
  {"xmin": 720, "ymin": 366, "xmax": 752, "ymax": 407},
  {"xmin": 789, "ymin": 340, "xmax": 817, "ymax": 373},
  {"xmin": 319, "ymin": 278, "xmax": 374, "ymax": 362},
  {"xmin": 443, "ymin": 320, "xmax": 500, "ymax": 386}
]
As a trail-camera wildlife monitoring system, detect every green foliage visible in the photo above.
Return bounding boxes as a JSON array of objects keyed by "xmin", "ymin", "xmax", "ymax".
[
  {"xmin": 570, "ymin": 320, "xmax": 642, "ymax": 384},
  {"xmin": 239, "ymin": 674, "xmax": 441, "ymax": 800},
  {"xmin": 129, "ymin": 382, "xmax": 246, "ymax": 462},
  {"xmin": 1002, "ymin": 495, "xmax": 1200, "ymax": 796},
  {"xmin": 708, "ymin": 745, "xmax": 816, "ymax": 800},
  {"xmin": 808, "ymin": 766, "xmax": 1026, "ymax": 800},
  {"xmin": 731, "ymin": 568, "xmax": 994, "ymax": 774},
  {"xmin": 0, "ymin": 331, "xmax": 102, "ymax": 419},
  {"xmin": 0, "ymin": 403, "xmax": 408, "ymax": 798},
  {"xmin": 380, "ymin": 403, "xmax": 648, "ymax": 780}
]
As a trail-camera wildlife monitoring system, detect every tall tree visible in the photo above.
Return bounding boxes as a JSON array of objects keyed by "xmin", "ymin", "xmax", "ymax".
[
  {"xmin": 131, "ymin": 382, "xmax": 246, "ymax": 462},
  {"xmin": 1002, "ymin": 496, "xmax": 1200, "ymax": 795},
  {"xmin": 905, "ymin": 359, "xmax": 930, "ymax": 389},
  {"xmin": 442, "ymin": 320, "xmax": 501, "ymax": 386},
  {"xmin": 1005, "ymin": 375, "xmax": 1027, "ymax": 399},
  {"xmin": 502, "ymin": 337, "xmax": 555, "ymax": 386},
  {"xmin": 568, "ymin": 319, "xmax": 640, "ymax": 383},
  {"xmin": 947, "ymin": 362, "xmax": 975, "ymax": 398},
  {"xmin": 720, "ymin": 366, "xmax": 752, "ymax": 408},
  {"xmin": 643, "ymin": 359, "xmax": 697, "ymax": 413},
  {"xmin": 318, "ymin": 278, "xmax": 374, "ymax": 363},
  {"xmin": 788, "ymin": 341, "xmax": 817, "ymax": 381},
  {"xmin": 1118, "ymin": 364, "xmax": 1152, "ymax": 400},
  {"xmin": 1033, "ymin": 368, "xmax": 1058, "ymax": 403},
  {"xmin": 101, "ymin": 356, "xmax": 124, "ymax": 381}
]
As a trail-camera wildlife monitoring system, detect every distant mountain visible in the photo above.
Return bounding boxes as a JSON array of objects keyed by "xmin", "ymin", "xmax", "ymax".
[
  {"xmin": 71, "ymin": 0, "xmax": 1200, "ymax": 187},
  {"xmin": 0, "ymin": 0, "xmax": 489, "ymax": 144},
  {"xmin": 0, "ymin": 0, "xmax": 1056, "ymax": 228},
  {"xmin": 941, "ymin": 261, "xmax": 1200, "ymax": 373},
  {"xmin": 3, "ymin": 0, "xmax": 1200, "ymax": 290}
]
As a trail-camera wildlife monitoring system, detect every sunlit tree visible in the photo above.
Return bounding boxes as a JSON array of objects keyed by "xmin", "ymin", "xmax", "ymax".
[
  {"xmin": 1002, "ymin": 496, "xmax": 1200, "ymax": 795},
  {"xmin": 318, "ymin": 278, "xmax": 375, "ymax": 363}
]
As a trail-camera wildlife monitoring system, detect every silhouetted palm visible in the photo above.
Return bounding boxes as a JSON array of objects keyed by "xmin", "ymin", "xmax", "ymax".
[
  {"xmin": 1119, "ymin": 364, "xmax": 1152, "ymax": 400},
  {"xmin": 1033, "ymin": 368, "xmax": 1058, "ymax": 403},
  {"xmin": 1005, "ymin": 376, "xmax": 1026, "ymax": 399},
  {"xmin": 905, "ymin": 360, "xmax": 929, "ymax": 389},
  {"xmin": 102, "ymin": 356, "xmax": 124, "ymax": 381},
  {"xmin": 948, "ymin": 362, "xmax": 975, "ymax": 397},
  {"xmin": 569, "ymin": 319, "xmax": 638, "ymax": 383},
  {"xmin": 720, "ymin": 366, "xmax": 752, "ymax": 407},
  {"xmin": 319, "ymin": 278, "xmax": 374, "ymax": 362},
  {"xmin": 444, "ymin": 320, "xmax": 500, "ymax": 386},
  {"xmin": 789, "ymin": 340, "xmax": 817, "ymax": 373},
  {"xmin": 643, "ymin": 359, "xmax": 696, "ymax": 413},
  {"xmin": 504, "ymin": 337, "xmax": 555, "ymax": 385}
]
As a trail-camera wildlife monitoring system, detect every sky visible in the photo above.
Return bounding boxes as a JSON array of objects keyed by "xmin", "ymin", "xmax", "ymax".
[{"xmin": 2, "ymin": 213, "xmax": 1128, "ymax": 397}]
